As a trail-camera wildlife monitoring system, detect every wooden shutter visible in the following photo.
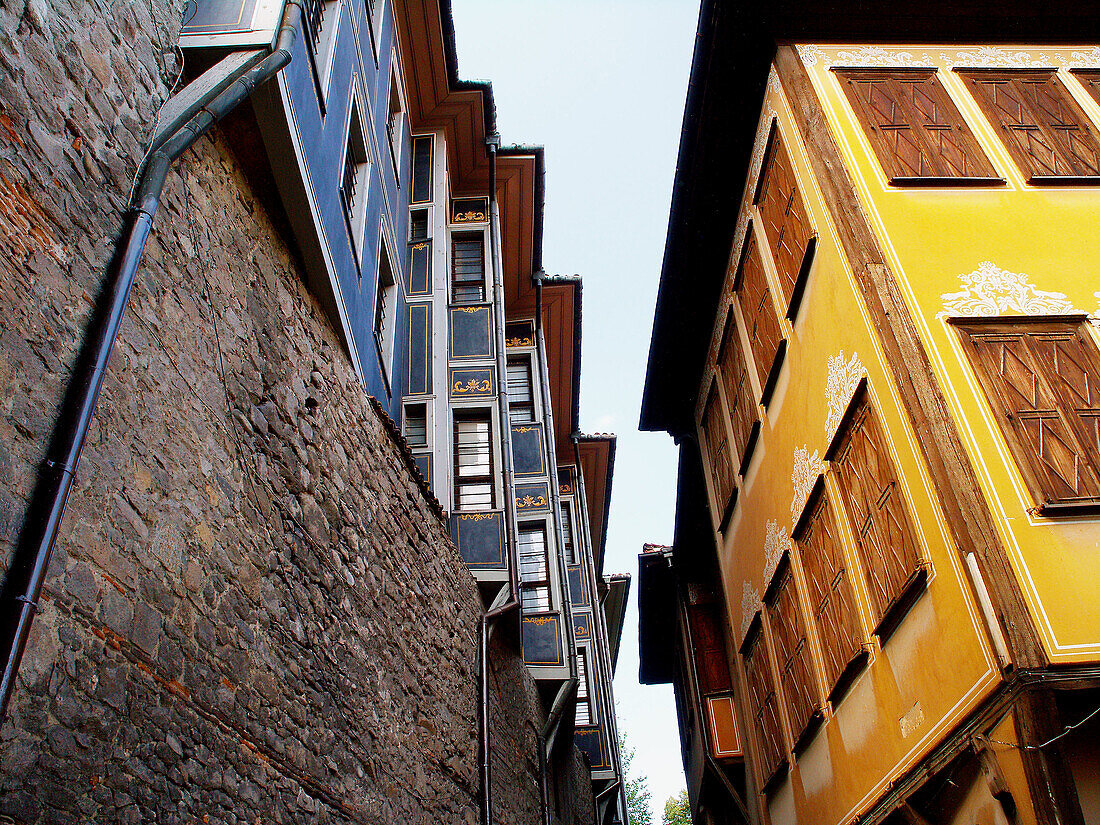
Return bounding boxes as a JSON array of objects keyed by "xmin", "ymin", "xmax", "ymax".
[
  {"xmin": 702, "ymin": 385, "xmax": 735, "ymax": 514},
  {"xmin": 765, "ymin": 561, "xmax": 821, "ymax": 744},
  {"xmin": 756, "ymin": 129, "xmax": 814, "ymax": 311},
  {"xmin": 836, "ymin": 69, "xmax": 997, "ymax": 181},
  {"xmin": 959, "ymin": 70, "xmax": 1100, "ymax": 179},
  {"xmin": 717, "ymin": 315, "xmax": 759, "ymax": 471},
  {"xmin": 742, "ymin": 622, "xmax": 785, "ymax": 783},
  {"xmin": 954, "ymin": 319, "xmax": 1100, "ymax": 508},
  {"xmin": 688, "ymin": 603, "xmax": 732, "ymax": 696},
  {"xmin": 796, "ymin": 489, "xmax": 865, "ymax": 699},
  {"xmin": 832, "ymin": 393, "xmax": 924, "ymax": 627},
  {"xmin": 1075, "ymin": 70, "xmax": 1100, "ymax": 109},
  {"xmin": 734, "ymin": 233, "xmax": 785, "ymax": 402}
]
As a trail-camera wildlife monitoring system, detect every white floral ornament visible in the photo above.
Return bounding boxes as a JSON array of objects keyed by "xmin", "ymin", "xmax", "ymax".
[
  {"xmin": 741, "ymin": 581, "xmax": 762, "ymax": 640},
  {"xmin": 946, "ymin": 47, "xmax": 1052, "ymax": 69},
  {"xmin": 791, "ymin": 446, "xmax": 825, "ymax": 523},
  {"xmin": 834, "ymin": 46, "xmax": 933, "ymax": 68},
  {"xmin": 1066, "ymin": 48, "xmax": 1100, "ymax": 69},
  {"xmin": 763, "ymin": 519, "xmax": 792, "ymax": 586},
  {"xmin": 826, "ymin": 351, "xmax": 865, "ymax": 440},
  {"xmin": 937, "ymin": 261, "xmax": 1078, "ymax": 319}
]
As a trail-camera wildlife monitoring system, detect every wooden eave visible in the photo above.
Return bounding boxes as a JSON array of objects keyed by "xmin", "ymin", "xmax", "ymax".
[{"xmin": 577, "ymin": 434, "xmax": 616, "ymax": 577}]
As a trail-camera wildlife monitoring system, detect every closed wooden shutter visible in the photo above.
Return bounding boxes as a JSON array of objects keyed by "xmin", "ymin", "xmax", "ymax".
[
  {"xmin": 954, "ymin": 319, "xmax": 1100, "ymax": 508},
  {"xmin": 836, "ymin": 69, "xmax": 996, "ymax": 181},
  {"xmin": 742, "ymin": 622, "xmax": 785, "ymax": 783},
  {"xmin": 717, "ymin": 316, "xmax": 759, "ymax": 471},
  {"xmin": 756, "ymin": 130, "xmax": 814, "ymax": 311},
  {"xmin": 832, "ymin": 393, "xmax": 924, "ymax": 627},
  {"xmin": 765, "ymin": 562, "xmax": 820, "ymax": 744},
  {"xmin": 688, "ymin": 603, "xmax": 732, "ymax": 696},
  {"xmin": 1075, "ymin": 70, "xmax": 1100, "ymax": 109},
  {"xmin": 959, "ymin": 70, "xmax": 1100, "ymax": 179},
  {"xmin": 734, "ymin": 233, "xmax": 785, "ymax": 402},
  {"xmin": 796, "ymin": 490, "xmax": 865, "ymax": 698},
  {"xmin": 702, "ymin": 385, "xmax": 735, "ymax": 514}
]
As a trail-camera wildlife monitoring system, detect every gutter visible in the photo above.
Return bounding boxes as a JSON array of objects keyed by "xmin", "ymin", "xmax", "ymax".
[
  {"xmin": 478, "ymin": 135, "xmax": 521, "ymax": 825},
  {"xmin": 0, "ymin": 0, "xmax": 304, "ymax": 724}
]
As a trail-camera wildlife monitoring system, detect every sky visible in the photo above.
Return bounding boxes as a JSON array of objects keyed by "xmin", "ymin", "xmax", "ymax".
[{"xmin": 450, "ymin": 1, "xmax": 700, "ymax": 819}]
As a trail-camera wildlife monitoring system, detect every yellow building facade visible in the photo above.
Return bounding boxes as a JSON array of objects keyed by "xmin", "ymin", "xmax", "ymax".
[{"xmin": 639, "ymin": 8, "xmax": 1100, "ymax": 825}]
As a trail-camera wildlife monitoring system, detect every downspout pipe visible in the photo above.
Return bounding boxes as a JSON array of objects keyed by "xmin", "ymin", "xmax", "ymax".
[
  {"xmin": 479, "ymin": 135, "xmax": 521, "ymax": 825},
  {"xmin": 0, "ymin": 0, "xmax": 303, "ymax": 724}
]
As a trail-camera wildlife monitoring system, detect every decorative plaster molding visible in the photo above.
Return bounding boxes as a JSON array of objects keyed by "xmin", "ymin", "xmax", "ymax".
[
  {"xmin": 1065, "ymin": 48, "xmax": 1100, "ymax": 68},
  {"xmin": 937, "ymin": 261, "xmax": 1078, "ymax": 319},
  {"xmin": 826, "ymin": 351, "xmax": 865, "ymax": 440},
  {"xmin": 763, "ymin": 519, "xmax": 791, "ymax": 587},
  {"xmin": 945, "ymin": 47, "xmax": 1053, "ymax": 68},
  {"xmin": 834, "ymin": 46, "xmax": 934, "ymax": 67},
  {"xmin": 741, "ymin": 581, "xmax": 762, "ymax": 640},
  {"xmin": 797, "ymin": 45, "xmax": 824, "ymax": 66},
  {"xmin": 791, "ymin": 446, "xmax": 825, "ymax": 523}
]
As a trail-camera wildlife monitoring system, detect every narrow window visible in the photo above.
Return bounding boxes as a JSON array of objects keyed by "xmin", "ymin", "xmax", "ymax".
[
  {"xmin": 795, "ymin": 489, "xmax": 866, "ymax": 702},
  {"xmin": 386, "ymin": 62, "xmax": 405, "ymax": 182},
  {"xmin": 755, "ymin": 126, "xmax": 815, "ymax": 314},
  {"xmin": 835, "ymin": 68, "xmax": 998, "ymax": 182},
  {"xmin": 451, "ymin": 232, "xmax": 486, "ymax": 303},
  {"xmin": 958, "ymin": 69, "xmax": 1100, "ymax": 181},
  {"xmin": 340, "ymin": 96, "xmax": 371, "ymax": 264},
  {"xmin": 519, "ymin": 523, "xmax": 551, "ymax": 612},
  {"xmin": 734, "ymin": 232, "xmax": 786, "ymax": 405},
  {"xmin": 717, "ymin": 314, "xmax": 760, "ymax": 472},
  {"xmin": 507, "ymin": 358, "xmax": 536, "ymax": 423},
  {"xmin": 410, "ymin": 208, "xmax": 429, "ymax": 241},
  {"xmin": 453, "ymin": 411, "xmax": 494, "ymax": 511},
  {"xmin": 576, "ymin": 648, "xmax": 593, "ymax": 725},
  {"xmin": 702, "ymin": 384, "xmax": 735, "ymax": 518},
  {"xmin": 687, "ymin": 602, "xmax": 732, "ymax": 697},
  {"xmin": 829, "ymin": 388, "xmax": 925, "ymax": 633},
  {"xmin": 374, "ymin": 240, "xmax": 397, "ymax": 374},
  {"xmin": 560, "ymin": 500, "xmax": 576, "ymax": 566},
  {"xmin": 741, "ymin": 619, "xmax": 786, "ymax": 786},
  {"xmin": 404, "ymin": 403, "xmax": 427, "ymax": 449},
  {"xmin": 952, "ymin": 318, "xmax": 1100, "ymax": 510},
  {"xmin": 764, "ymin": 559, "xmax": 822, "ymax": 747},
  {"xmin": 302, "ymin": 0, "xmax": 339, "ymax": 106}
]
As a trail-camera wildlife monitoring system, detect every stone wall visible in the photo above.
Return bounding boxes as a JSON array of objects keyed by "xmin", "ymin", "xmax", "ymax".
[{"xmin": 0, "ymin": 1, "xmax": 594, "ymax": 822}]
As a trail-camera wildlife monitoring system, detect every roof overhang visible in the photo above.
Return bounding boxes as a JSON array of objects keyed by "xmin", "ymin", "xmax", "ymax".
[
  {"xmin": 576, "ymin": 434, "xmax": 615, "ymax": 577},
  {"xmin": 602, "ymin": 573, "xmax": 631, "ymax": 676},
  {"xmin": 639, "ymin": 0, "xmax": 1100, "ymax": 435}
]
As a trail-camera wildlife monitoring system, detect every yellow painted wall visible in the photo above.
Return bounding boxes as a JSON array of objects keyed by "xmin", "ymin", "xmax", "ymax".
[
  {"xmin": 799, "ymin": 44, "xmax": 1100, "ymax": 665},
  {"xmin": 692, "ymin": 64, "xmax": 1002, "ymax": 825}
]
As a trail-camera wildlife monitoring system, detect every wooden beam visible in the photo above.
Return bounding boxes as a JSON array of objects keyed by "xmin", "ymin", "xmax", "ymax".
[
  {"xmin": 1014, "ymin": 689, "xmax": 1086, "ymax": 825},
  {"xmin": 773, "ymin": 44, "xmax": 1046, "ymax": 671}
]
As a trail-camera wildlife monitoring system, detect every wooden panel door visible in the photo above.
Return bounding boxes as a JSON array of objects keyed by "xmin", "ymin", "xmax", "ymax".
[
  {"xmin": 955, "ymin": 320, "xmax": 1100, "ymax": 507},
  {"xmin": 689, "ymin": 603, "xmax": 732, "ymax": 696},
  {"xmin": 717, "ymin": 316, "xmax": 759, "ymax": 470},
  {"xmin": 797, "ymin": 491, "xmax": 864, "ymax": 696},
  {"xmin": 836, "ymin": 69, "xmax": 996, "ymax": 180},
  {"xmin": 833, "ymin": 395, "xmax": 924, "ymax": 625},
  {"xmin": 735, "ymin": 233, "xmax": 785, "ymax": 401},
  {"xmin": 742, "ymin": 625, "xmax": 785, "ymax": 783},
  {"xmin": 756, "ymin": 130, "xmax": 814, "ymax": 310},
  {"xmin": 960, "ymin": 70, "xmax": 1100, "ymax": 179},
  {"xmin": 766, "ymin": 562, "xmax": 821, "ymax": 743}
]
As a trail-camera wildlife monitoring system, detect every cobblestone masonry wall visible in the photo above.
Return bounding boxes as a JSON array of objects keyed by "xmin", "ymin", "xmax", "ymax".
[{"xmin": 0, "ymin": 1, "xmax": 594, "ymax": 822}]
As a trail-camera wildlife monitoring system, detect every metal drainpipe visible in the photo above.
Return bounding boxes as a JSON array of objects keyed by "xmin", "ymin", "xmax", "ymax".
[
  {"xmin": 479, "ymin": 137, "xmax": 521, "ymax": 825},
  {"xmin": 0, "ymin": 0, "xmax": 303, "ymax": 724},
  {"xmin": 571, "ymin": 436, "xmax": 626, "ymax": 811}
]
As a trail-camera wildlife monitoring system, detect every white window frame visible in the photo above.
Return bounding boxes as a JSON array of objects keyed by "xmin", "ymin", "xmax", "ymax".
[
  {"xmin": 374, "ymin": 220, "xmax": 400, "ymax": 389},
  {"xmin": 386, "ymin": 46, "xmax": 408, "ymax": 186},
  {"xmin": 341, "ymin": 80, "xmax": 373, "ymax": 269}
]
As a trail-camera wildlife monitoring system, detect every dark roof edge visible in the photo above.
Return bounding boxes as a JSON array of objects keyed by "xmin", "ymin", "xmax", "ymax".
[
  {"xmin": 438, "ymin": 0, "xmax": 497, "ymax": 136},
  {"xmin": 639, "ymin": 0, "xmax": 718, "ymax": 435},
  {"xmin": 576, "ymin": 433, "xmax": 616, "ymax": 577}
]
